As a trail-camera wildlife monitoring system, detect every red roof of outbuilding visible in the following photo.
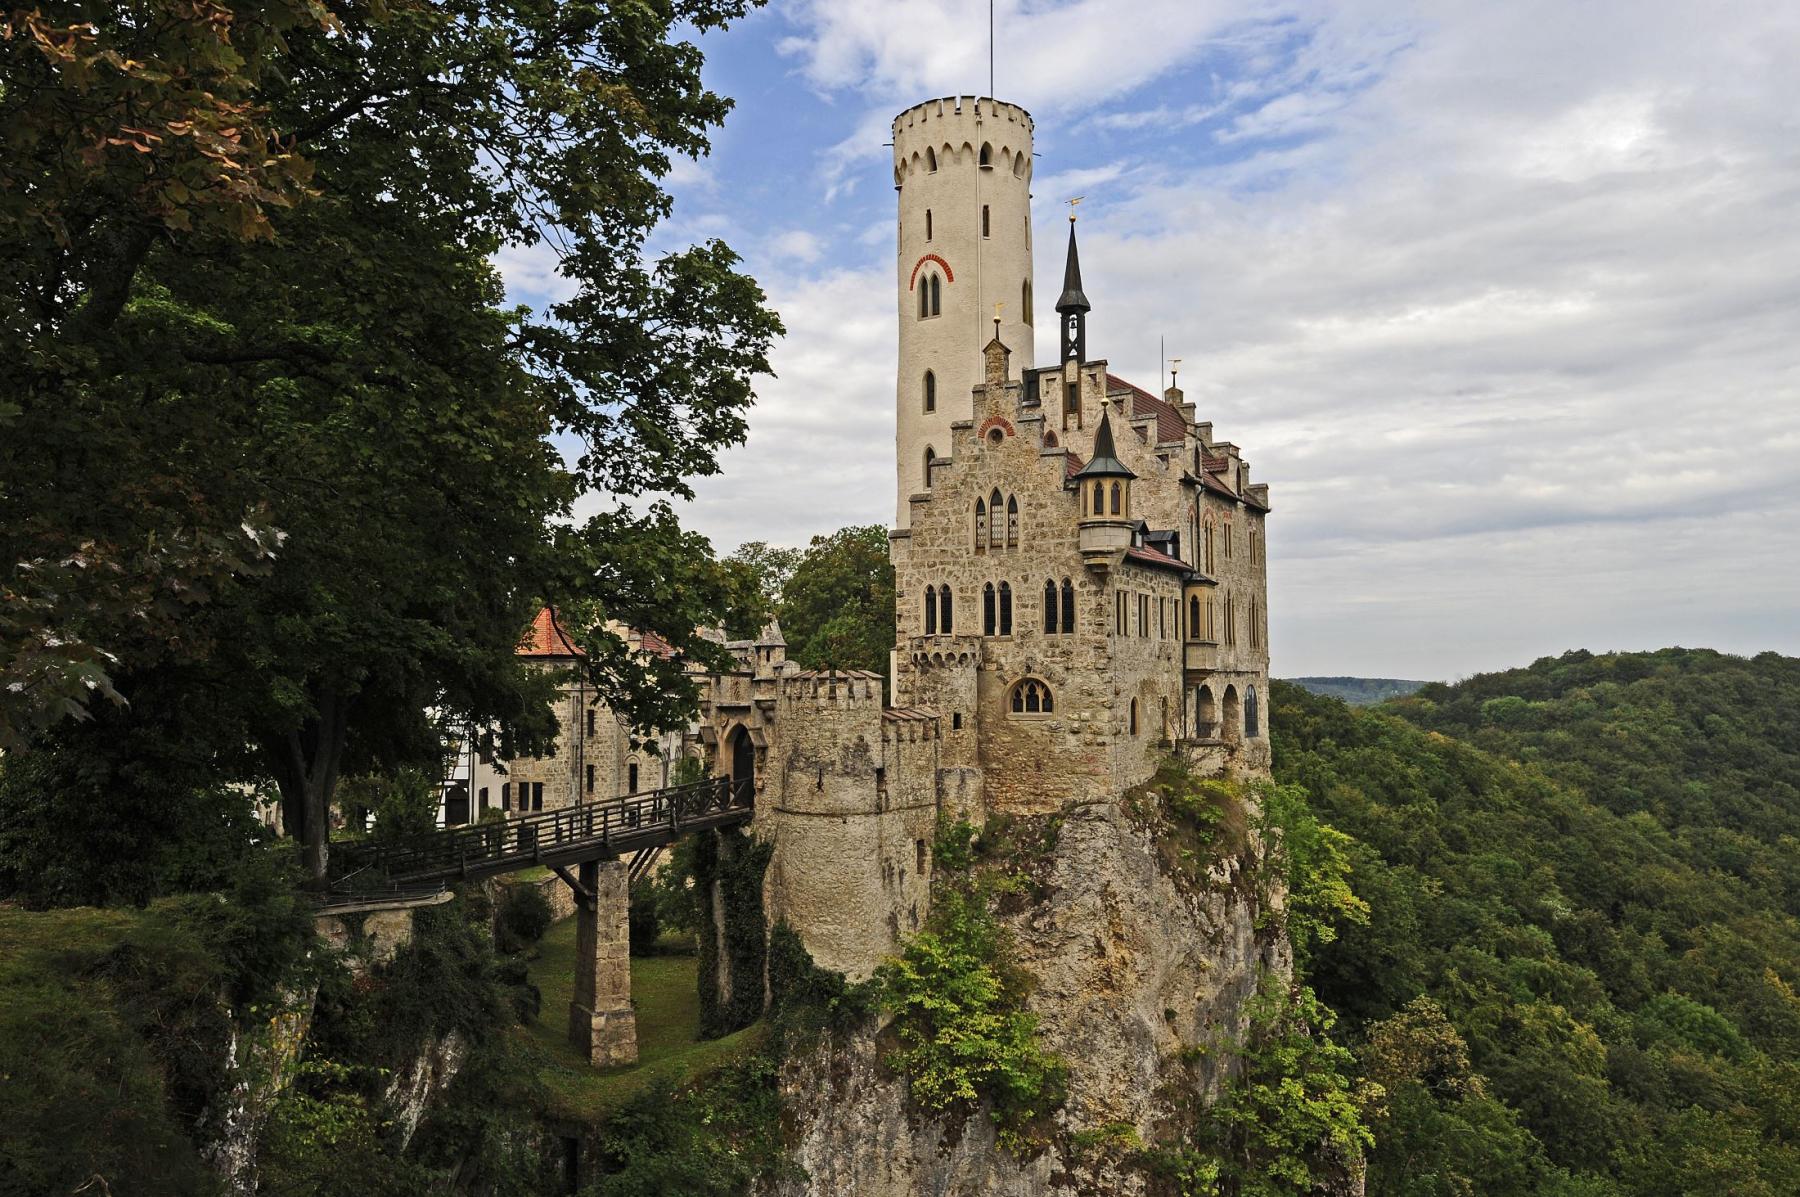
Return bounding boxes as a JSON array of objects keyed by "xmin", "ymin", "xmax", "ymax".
[
  {"xmin": 1124, "ymin": 544, "xmax": 1192, "ymax": 574},
  {"xmin": 519, "ymin": 607, "xmax": 584, "ymax": 658}
]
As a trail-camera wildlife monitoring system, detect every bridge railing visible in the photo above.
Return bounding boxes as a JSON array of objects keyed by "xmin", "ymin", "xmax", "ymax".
[{"xmin": 332, "ymin": 775, "xmax": 746, "ymax": 884}]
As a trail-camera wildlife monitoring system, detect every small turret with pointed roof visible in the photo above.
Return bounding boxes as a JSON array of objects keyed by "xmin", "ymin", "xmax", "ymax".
[
  {"xmin": 1071, "ymin": 410, "xmax": 1134, "ymax": 481},
  {"xmin": 1055, "ymin": 217, "xmax": 1090, "ymax": 365}
]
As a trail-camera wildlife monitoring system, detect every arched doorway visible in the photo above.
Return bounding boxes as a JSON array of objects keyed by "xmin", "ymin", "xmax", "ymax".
[{"xmin": 725, "ymin": 724, "xmax": 755, "ymax": 806}]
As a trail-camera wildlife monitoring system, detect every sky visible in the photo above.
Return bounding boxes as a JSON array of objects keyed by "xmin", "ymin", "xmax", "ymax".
[{"xmin": 501, "ymin": 0, "xmax": 1800, "ymax": 681}]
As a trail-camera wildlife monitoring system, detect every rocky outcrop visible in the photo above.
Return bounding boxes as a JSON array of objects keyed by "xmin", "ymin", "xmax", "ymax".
[
  {"xmin": 385, "ymin": 1029, "xmax": 470, "ymax": 1152},
  {"xmin": 203, "ymin": 985, "xmax": 317, "ymax": 1196},
  {"xmin": 769, "ymin": 789, "xmax": 1285, "ymax": 1197}
]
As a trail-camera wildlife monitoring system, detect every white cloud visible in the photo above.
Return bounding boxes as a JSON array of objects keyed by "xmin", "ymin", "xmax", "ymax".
[{"xmin": 678, "ymin": 0, "xmax": 1800, "ymax": 674}]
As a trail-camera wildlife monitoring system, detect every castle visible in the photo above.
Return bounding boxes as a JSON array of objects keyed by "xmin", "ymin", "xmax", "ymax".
[{"xmin": 475, "ymin": 96, "xmax": 1273, "ymax": 984}]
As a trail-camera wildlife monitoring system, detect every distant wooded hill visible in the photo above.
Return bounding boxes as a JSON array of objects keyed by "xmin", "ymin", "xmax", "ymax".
[
  {"xmin": 1283, "ymin": 676, "xmax": 1430, "ymax": 705},
  {"xmin": 1275, "ymin": 646, "xmax": 1800, "ymax": 1195}
]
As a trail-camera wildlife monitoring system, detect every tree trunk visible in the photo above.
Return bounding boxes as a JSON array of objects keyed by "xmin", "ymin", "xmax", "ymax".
[{"xmin": 262, "ymin": 687, "xmax": 352, "ymax": 888}]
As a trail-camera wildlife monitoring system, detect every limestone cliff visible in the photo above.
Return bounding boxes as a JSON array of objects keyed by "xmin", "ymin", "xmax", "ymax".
[{"xmin": 767, "ymin": 778, "xmax": 1289, "ymax": 1197}]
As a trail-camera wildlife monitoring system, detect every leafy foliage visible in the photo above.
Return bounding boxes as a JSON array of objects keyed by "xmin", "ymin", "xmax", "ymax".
[
  {"xmin": 2, "ymin": 0, "xmax": 781, "ymax": 884},
  {"xmin": 877, "ymin": 818, "xmax": 1068, "ymax": 1154},
  {"xmin": 777, "ymin": 525, "xmax": 897, "ymax": 683},
  {"xmin": 1273, "ymin": 651, "xmax": 1800, "ymax": 1195},
  {"xmin": 1147, "ymin": 979, "xmax": 1375, "ymax": 1197}
]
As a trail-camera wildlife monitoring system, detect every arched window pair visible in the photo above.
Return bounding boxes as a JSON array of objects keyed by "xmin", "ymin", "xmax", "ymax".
[
  {"xmin": 923, "ymin": 584, "xmax": 954, "ymax": 635},
  {"xmin": 1041, "ymin": 578, "xmax": 1075, "ymax": 634},
  {"xmin": 1009, "ymin": 678, "xmax": 1053, "ymax": 714},
  {"xmin": 982, "ymin": 582, "xmax": 1013, "ymax": 636},
  {"xmin": 918, "ymin": 273, "xmax": 942, "ymax": 319},
  {"xmin": 974, "ymin": 490, "xmax": 1019, "ymax": 551},
  {"xmin": 1091, "ymin": 482, "xmax": 1123, "ymax": 517}
]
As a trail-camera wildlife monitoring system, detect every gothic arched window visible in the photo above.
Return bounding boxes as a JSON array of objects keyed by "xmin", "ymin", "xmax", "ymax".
[
  {"xmin": 1009, "ymin": 678, "xmax": 1053, "ymax": 715},
  {"xmin": 1006, "ymin": 495, "xmax": 1019, "ymax": 548},
  {"xmin": 983, "ymin": 583, "xmax": 996, "ymax": 636},
  {"xmin": 988, "ymin": 489, "xmax": 1004, "ymax": 550},
  {"xmin": 929, "ymin": 274, "xmax": 942, "ymax": 316},
  {"xmin": 1246, "ymin": 686, "xmax": 1260, "ymax": 738},
  {"xmin": 1093, "ymin": 483, "xmax": 1106, "ymax": 516},
  {"xmin": 922, "ymin": 445, "xmax": 936, "ymax": 489},
  {"xmin": 974, "ymin": 498, "xmax": 987, "ymax": 551},
  {"xmin": 1204, "ymin": 518, "xmax": 1217, "ymax": 573},
  {"xmin": 998, "ymin": 582, "xmax": 1013, "ymax": 635},
  {"xmin": 1188, "ymin": 594, "xmax": 1201, "ymax": 640},
  {"xmin": 940, "ymin": 584, "xmax": 953, "ymax": 634},
  {"xmin": 924, "ymin": 585, "xmax": 937, "ymax": 635},
  {"xmin": 926, "ymin": 147, "xmax": 937, "ymax": 172},
  {"xmin": 1129, "ymin": 698, "xmax": 1139, "ymax": 736},
  {"xmin": 979, "ymin": 142, "xmax": 993, "ymax": 168},
  {"xmin": 918, "ymin": 278, "xmax": 930, "ymax": 319},
  {"xmin": 1110, "ymin": 481, "xmax": 1122, "ymax": 516},
  {"xmin": 923, "ymin": 370, "xmax": 936, "ymax": 413},
  {"xmin": 1042, "ymin": 579, "xmax": 1057, "ymax": 633},
  {"xmin": 1060, "ymin": 578, "xmax": 1075, "ymax": 633}
]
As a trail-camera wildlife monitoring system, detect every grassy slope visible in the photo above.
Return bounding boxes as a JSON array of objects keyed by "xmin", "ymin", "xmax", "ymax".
[{"xmin": 515, "ymin": 916, "xmax": 761, "ymax": 1122}]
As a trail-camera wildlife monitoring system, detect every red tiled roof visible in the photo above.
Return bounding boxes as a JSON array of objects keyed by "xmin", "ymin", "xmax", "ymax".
[
  {"xmin": 1108, "ymin": 373, "xmax": 1187, "ymax": 445},
  {"xmin": 1200, "ymin": 471, "xmax": 1238, "ymax": 500},
  {"xmin": 639, "ymin": 629, "xmax": 677, "ymax": 660},
  {"xmin": 1064, "ymin": 450, "xmax": 1084, "ymax": 479},
  {"xmin": 1124, "ymin": 544, "xmax": 1191, "ymax": 574},
  {"xmin": 1202, "ymin": 453, "xmax": 1231, "ymax": 472},
  {"xmin": 519, "ymin": 607, "xmax": 584, "ymax": 658}
]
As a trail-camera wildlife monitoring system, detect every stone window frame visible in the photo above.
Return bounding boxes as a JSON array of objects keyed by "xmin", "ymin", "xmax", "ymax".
[{"xmin": 1007, "ymin": 677, "xmax": 1055, "ymax": 717}]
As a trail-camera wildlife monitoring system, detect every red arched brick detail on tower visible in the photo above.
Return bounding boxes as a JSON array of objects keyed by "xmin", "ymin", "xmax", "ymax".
[
  {"xmin": 977, "ymin": 416, "xmax": 1015, "ymax": 440},
  {"xmin": 909, "ymin": 253, "xmax": 955, "ymax": 290}
]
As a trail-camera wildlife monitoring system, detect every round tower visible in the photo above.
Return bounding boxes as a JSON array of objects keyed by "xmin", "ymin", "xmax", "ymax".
[{"xmin": 892, "ymin": 96, "xmax": 1035, "ymax": 527}]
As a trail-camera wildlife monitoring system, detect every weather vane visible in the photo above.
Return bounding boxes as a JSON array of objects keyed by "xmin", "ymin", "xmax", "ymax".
[{"xmin": 1066, "ymin": 196, "xmax": 1084, "ymax": 223}]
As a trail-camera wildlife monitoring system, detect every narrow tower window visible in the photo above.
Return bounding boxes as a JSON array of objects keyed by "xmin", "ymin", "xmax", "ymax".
[
  {"xmin": 1022, "ymin": 279, "xmax": 1032, "ymax": 324},
  {"xmin": 1110, "ymin": 481, "xmax": 1122, "ymax": 516},
  {"xmin": 974, "ymin": 498, "xmax": 987, "ymax": 550},
  {"xmin": 1043, "ymin": 579, "xmax": 1058, "ymax": 633},
  {"xmin": 988, "ymin": 489, "xmax": 1004, "ymax": 550},
  {"xmin": 983, "ymin": 583, "xmax": 996, "ymax": 636},
  {"xmin": 924, "ymin": 585, "xmax": 937, "ymax": 635},
  {"xmin": 922, "ymin": 445, "xmax": 935, "ymax": 489},
  {"xmin": 923, "ymin": 370, "xmax": 935, "ymax": 413},
  {"xmin": 998, "ymin": 582, "xmax": 1013, "ymax": 635},
  {"xmin": 979, "ymin": 142, "xmax": 993, "ymax": 168},
  {"xmin": 1061, "ymin": 578, "xmax": 1075, "ymax": 634},
  {"xmin": 919, "ymin": 280, "xmax": 930, "ymax": 320},
  {"xmin": 940, "ymin": 585, "xmax": 954, "ymax": 633},
  {"xmin": 927, "ymin": 147, "xmax": 937, "ymax": 172},
  {"xmin": 925, "ymin": 209, "xmax": 933, "ymax": 241},
  {"xmin": 1006, "ymin": 495, "xmax": 1019, "ymax": 548},
  {"xmin": 982, "ymin": 205, "xmax": 990, "ymax": 238},
  {"xmin": 929, "ymin": 274, "xmax": 941, "ymax": 316}
]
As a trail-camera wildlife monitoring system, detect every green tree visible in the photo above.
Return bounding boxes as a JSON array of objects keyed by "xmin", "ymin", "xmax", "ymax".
[
  {"xmin": 720, "ymin": 540, "xmax": 804, "ymax": 638},
  {"xmin": 779, "ymin": 525, "xmax": 896, "ymax": 682},
  {"xmin": 2, "ymin": 0, "xmax": 782, "ymax": 886}
]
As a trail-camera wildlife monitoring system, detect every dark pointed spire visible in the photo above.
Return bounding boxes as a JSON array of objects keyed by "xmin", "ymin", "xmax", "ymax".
[
  {"xmin": 1055, "ymin": 221, "xmax": 1091, "ymax": 314},
  {"xmin": 1071, "ymin": 410, "xmax": 1135, "ymax": 480}
]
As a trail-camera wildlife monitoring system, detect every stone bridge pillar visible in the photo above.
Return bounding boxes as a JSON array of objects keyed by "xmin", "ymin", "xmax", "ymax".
[{"xmin": 568, "ymin": 858, "xmax": 637, "ymax": 1067}]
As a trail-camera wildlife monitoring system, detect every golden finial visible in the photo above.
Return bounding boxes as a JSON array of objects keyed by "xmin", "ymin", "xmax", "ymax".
[{"xmin": 1066, "ymin": 196, "xmax": 1084, "ymax": 223}]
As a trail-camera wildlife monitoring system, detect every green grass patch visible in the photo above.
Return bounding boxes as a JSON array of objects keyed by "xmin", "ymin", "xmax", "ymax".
[{"xmin": 515, "ymin": 914, "xmax": 762, "ymax": 1121}]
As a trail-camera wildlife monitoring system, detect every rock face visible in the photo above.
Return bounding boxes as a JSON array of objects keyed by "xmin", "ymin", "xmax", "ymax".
[{"xmin": 769, "ymin": 786, "xmax": 1284, "ymax": 1197}]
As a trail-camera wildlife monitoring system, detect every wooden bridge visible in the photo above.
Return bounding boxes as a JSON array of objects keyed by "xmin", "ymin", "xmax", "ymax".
[
  {"xmin": 324, "ymin": 775, "xmax": 755, "ymax": 1070},
  {"xmin": 330, "ymin": 775, "xmax": 753, "ymax": 888}
]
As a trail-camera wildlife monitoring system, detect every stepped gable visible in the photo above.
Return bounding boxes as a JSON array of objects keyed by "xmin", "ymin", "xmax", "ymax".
[{"xmin": 1107, "ymin": 373, "xmax": 1187, "ymax": 445}]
